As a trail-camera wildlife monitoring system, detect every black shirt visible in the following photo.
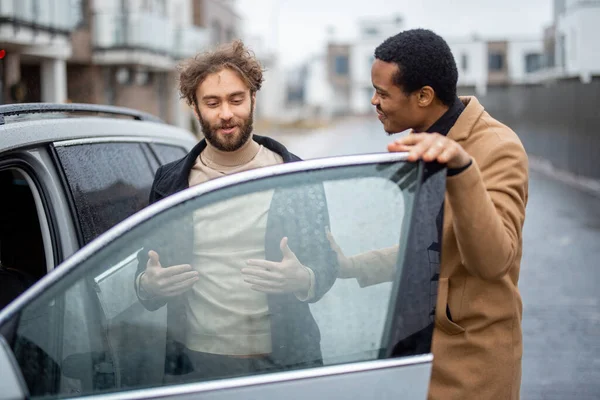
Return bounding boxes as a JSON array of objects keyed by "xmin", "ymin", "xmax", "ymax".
[{"xmin": 424, "ymin": 97, "xmax": 471, "ymax": 176}]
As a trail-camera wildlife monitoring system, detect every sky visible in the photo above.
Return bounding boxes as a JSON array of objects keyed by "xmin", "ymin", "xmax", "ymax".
[{"xmin": 236, "ymin": 0, "xmax": 553, "ymax": 68}]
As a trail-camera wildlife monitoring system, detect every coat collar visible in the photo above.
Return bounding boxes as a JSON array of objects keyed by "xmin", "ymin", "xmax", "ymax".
[
  {"xmin": 447, "ymin": 96, "xmax": 485, "ymax": 142},
  {"xmin": 154, "ymin": 134, "xmax": 301, "ymax": 197},
  {"xmin": 425, "ymin": 97, "xmax": 465, "ymax": 136}
]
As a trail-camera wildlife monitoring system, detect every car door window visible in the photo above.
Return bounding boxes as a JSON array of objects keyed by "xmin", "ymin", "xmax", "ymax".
[
  {"xmin": 0, "ymin": 168, "xmax": 49, "ymax": 309},
  {"xmin": 150, "ymin": 143, "xmax": 189, "ymax": 165},
  {"xmin": 54, "ymin": 143, "xmax": 156, "ymax": 244},
  {"xmin": 2, "ymin": 155, "xmax": 445, "ymax": 399}
]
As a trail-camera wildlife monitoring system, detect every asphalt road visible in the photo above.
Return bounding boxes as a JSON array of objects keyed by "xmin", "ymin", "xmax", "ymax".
[{"xmin": 264, "ymin": 116, "xmax": 600, "ymax": 400}]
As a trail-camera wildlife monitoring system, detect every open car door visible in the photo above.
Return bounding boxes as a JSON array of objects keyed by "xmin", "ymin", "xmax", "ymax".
[{"xmin": 0, "ymin": 152, "xmax": 446, "ymax": 400}]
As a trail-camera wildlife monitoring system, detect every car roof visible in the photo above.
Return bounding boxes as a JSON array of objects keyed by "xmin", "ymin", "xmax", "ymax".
[{"xmin": 0, "ymin": 117, "xmax": 198, "ymax": 153}]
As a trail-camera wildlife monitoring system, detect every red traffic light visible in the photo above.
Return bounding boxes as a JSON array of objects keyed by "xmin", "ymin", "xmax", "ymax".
[{"xmin": 0, "ymin": 49, "xmax": 5, "ymax": 59}]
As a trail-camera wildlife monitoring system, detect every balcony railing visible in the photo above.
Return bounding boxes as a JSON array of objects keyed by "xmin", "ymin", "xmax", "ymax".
[
  {"xmin": 0, "ymin": 0, "xmax": 75, "ymax": 32},
  {"xmin": 93, "ymin": 12, "xmax": 175, "ymax": 56},
  {"xmin": 94, "ymin": 12, "xmax": 209, "ymax": 60},
  {"xmin": 173, "ymin": 25, "xmax": 209, "ymax": 59}
]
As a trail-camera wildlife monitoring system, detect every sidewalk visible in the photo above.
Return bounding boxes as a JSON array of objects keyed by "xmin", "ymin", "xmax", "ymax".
[{"xmin": 528, "ymin": 155, "xmax": 600, "ymax": 199}]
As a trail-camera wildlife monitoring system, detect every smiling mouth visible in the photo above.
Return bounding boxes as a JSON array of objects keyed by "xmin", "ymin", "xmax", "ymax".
[{"xmin": 219, "ymin": 126, "xmax": 237, "ymax": 134}]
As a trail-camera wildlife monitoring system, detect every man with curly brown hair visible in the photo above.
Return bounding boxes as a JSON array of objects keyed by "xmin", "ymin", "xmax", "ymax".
[{"xmin": 134, "ymin": 40, "xmax": 338, "ymax": 383}]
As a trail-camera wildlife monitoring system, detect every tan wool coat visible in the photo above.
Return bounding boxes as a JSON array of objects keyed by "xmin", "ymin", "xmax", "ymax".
[{"xmin": 428, "ymin": 96, "xmax": 529, "ymax": 399}]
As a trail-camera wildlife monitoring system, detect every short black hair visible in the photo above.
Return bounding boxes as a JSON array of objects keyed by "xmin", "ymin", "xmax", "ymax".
[{"xmin": 374, "ymin": 29, "xmax": 458, "ymax": 106}]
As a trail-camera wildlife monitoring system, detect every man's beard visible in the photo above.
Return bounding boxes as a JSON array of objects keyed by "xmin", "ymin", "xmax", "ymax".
[{"xmin": 197, "ymin": 103, "xmax": 254, "ymax": 152}]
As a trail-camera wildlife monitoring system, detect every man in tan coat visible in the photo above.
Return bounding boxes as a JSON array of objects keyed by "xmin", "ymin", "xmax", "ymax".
[{"xmin": 329, "ymin": 29, "xmax": 529, "ymax": 399}]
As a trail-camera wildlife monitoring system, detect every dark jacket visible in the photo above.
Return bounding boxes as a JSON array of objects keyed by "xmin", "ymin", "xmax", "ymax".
[{"xmin": 135, "ymin": 135, "xmax": 338, "ymax": 375}]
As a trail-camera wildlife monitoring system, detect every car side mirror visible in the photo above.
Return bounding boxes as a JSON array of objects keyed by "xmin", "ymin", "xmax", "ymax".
[{"xmin": 0, "ymin": 335, "xmax": 27, "ymax": 400}]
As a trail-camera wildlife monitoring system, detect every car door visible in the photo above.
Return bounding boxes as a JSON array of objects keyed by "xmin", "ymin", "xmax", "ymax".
[{"xmin": 0, "ymin": 152, "xmax": 446, "ymax": 400}]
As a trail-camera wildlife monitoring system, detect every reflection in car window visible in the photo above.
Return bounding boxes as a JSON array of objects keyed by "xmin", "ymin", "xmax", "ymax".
[
  {"xmin": 55, "ymin": 143, "xmax": 155, "ymax": 244},
  {"xmin": 10, "ymin": 160, "xmax": 421, "ymax": 398},
  {"xmin": 151, "ymin": 143, "xmax": 189, "ymax": 166}
]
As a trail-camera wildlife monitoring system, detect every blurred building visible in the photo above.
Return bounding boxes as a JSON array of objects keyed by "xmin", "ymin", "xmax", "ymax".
[
  {"xmin": 319, "ymin": 14, "xmax": 546, "ymax": 114},
  {"xmin": 348, "ymin": 15, "xmax": 404, "ymax": 115},
  {"xmin": 281, "ymin": 54, "xmax": 332, "ymax": 123},
  {"xmin": 447, "ymin": 35, "xmax": 488, "ymax": 96},
  {"xmin": 448, "ymin": 36, "xmax": 545, "ymax": 96},
  {"xmin": 0, "ymin": 0, "xmax": 242, "ymax": 130},
  {"xmin": 327, "ymin": 42, "xmax": 352, "ymax": 116},
  {"xmin": 320, "ymin": 15, "xmax": 405, "ymax": 116},
  {"xmin": 243, "ymin": 35, "xmax": 286, "ymax": 125},
  {"xmin": 0, "ymin": 0, "xmax": 75, "ymax": 104},
  {"xmin": 520, "ymin": 0, "xmax": 600, "ymax": 83},
  {"xmin": 553, "ymin": 0, "xmax": 600, "ymax": 82},
  {"xmin": 192, "ymin": 0, "xmax": 241, "ymax": 47},
  {"xmin": 303, "ymin": 54, "xmax": 333, "ymax": 121}
]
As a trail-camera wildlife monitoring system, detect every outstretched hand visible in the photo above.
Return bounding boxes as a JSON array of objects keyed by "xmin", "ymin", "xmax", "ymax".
[
  {"xmin": 243, "ymin": 237, "xmax": 310, "ymax": 295},
  {"xmin": 140, "ymin": 250, "xmax": 199, "ymax": 298},
  {"xmin": 325, "ymin": 227, "xmax": 354, "ymax": 279}
]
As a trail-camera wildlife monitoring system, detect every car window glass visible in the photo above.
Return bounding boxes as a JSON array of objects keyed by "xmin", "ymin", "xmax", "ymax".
[
  {"xmin": 0, "ymin": 169, "xmax": 47, "ymax": 309},
  {"xmin": 151, "ymin": 143, "xmax": 189, "ymax": 165},
  {"xmin": 8, "ymin": 160, "xmax": 434, "ymax": 398},
  {"xmin": 55, "ymin": 143, "xmax": 155, "ymax": 244}
]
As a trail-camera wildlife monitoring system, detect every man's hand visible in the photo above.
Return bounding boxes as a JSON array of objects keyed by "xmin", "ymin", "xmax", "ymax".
[
  {"xmin": 243, "ymin": 237, "xmax": 311, "ymax": 295},
  {"xmin": 388, "ymin": 133, "xmax": 471, "ymax": 169},
  {"xmin": 325, "ymin": 227, "xmax": 354, "ymax": 279},
  {"xmin": 140, "ymin": 250, "xmax": 199, "ymax": 298}
]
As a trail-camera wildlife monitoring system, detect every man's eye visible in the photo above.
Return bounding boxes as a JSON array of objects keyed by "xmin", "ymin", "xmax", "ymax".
[
  {"xmin": 231, "ymin": 99, "xmax": 243, "ymax": 104},
  {"xmin": 207, "ymin": 103, "xmax": 218, "ymax": 107}
]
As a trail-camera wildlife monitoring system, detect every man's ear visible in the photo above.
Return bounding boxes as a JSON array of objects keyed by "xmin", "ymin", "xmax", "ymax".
[
  {"xmin": 251, "ymin": 92, "xmax": 257, "ymax": 111},
  {"xmin": 417, "ymin": 86, "xmax": 435, "ymax": 108}
]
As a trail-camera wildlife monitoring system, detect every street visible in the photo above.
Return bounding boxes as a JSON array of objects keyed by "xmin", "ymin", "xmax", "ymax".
[{"xmin": 265, "ymin": 116, "xmax": 600, "ymax": 399}]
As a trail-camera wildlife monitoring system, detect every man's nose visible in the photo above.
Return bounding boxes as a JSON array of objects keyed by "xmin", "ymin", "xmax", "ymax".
[
  {"xmin": 219, "ymin": 104, "xmax": 234, "ymax": 120},
  {"xmin": 371, "ymin": 93, "xmax": 378, "ymax": 106}
]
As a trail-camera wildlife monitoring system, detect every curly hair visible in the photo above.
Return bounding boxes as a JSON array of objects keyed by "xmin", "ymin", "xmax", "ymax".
[
  {"xmin": 374, "ymin": 29, "xmax": 458, "ymax": 106},
  {"xmin": 178, "ymin": 40, "xmax": 264, "ymax": 106}
]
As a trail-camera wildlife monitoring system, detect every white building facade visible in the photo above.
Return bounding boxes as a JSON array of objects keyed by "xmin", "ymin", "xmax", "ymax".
[
  {"xmin": 0, "ymin": 0, "xmax": 76, "ymax": 103},
  {"xmin": 555, "ymin": 0, "xmax": 600, "ymax": 82},
  {"xmin": 244, "ymin": 35, "xmax": 286, "ymax": 124},
  {"xmin": 349, "ymin": 16, "xmax": 404, "ymax": 115},
  {"xmin": 507, "ymin": 39, "xmax": 545, "ymax": 84},
  {"xmin": 302, "ymin": 54, "xmax": 333, "ymax": 120},
  {"xmin": 448, "ymin": 36, "xmax": 544, "ymax": 95},
  {"xmin": 447, "ymin": 37, "xmax": 489, "ymax": 96}
]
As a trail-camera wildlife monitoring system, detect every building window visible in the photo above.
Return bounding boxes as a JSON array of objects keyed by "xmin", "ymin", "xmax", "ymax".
[
  {"xmin": 559, "ymin": 34, "xmax": 566, "ymax": 68},
  {"xmin": 226, "ymin": 28, "xmax": 235, "ymax": 42},
  {"xmin": 211, "ymin": 20, "xmax": 222, "ymax": 45},
  {"xmin": 488, "ymin": 53, "xmax": 504, "ymax": 72},
  {"xmin": 525, "ymin": 53, "xmax": 542, "ymax": 73},
  {"xmin": 70, "ymin": 0, "xmax": 86, "ymax": 27},
  {"xmin": 335, "ymin": 55, "xmax": 349, "ymax": 76},
  {"xmin": 461, "ymin": 54, "xmax": 468, "ymax": 72},
  {"xmin": 363, "ymin": 27, "xmax": 379, "ymax": 36},
  {"xmin": 141, "ymin": 0, "xmax": 166, "ymax": 15}
]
